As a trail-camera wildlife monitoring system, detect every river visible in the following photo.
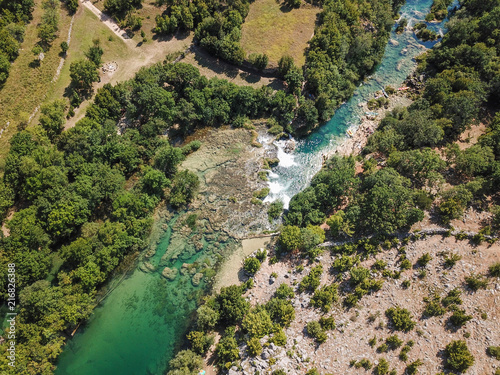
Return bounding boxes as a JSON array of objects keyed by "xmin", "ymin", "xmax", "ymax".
[{"xmin": 55, "ymin": 0, "xmax": 445, "ymax": 373}]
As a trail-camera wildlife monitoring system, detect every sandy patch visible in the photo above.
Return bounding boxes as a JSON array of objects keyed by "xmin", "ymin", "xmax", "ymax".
[{"xmin": 213, "ymin": 235, "xmax": 274, "ymax": 292}]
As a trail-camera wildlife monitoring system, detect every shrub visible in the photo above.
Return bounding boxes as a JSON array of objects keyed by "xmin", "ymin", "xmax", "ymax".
[
  {"xmin": 444, "ymin": 253, "xmax": 462, "ymax": 268},
  {"xmin": 244, "ymin": 257, "xmax": 261, "ymax": 274},
  {"xmin": 423, "ymin": 295, "xmax": 446, "ymax": 317},
  {"xmin": 265, "ymin": 298, "xmax": 295, "ymax": 327},
  {"xmin": 310, "ymin": 284, "xmax": 338, "ymax": 312},
  {"xmin": 167, "ymin": 350, "xmax": 204, "ymax": 375},
  {"xmin": 247, "ymin": 337, "xmax": 262, "ymax": 356},
  {"xmin": 405, "ymin": 359, "xmax": 423, "ymax": 375},
  {"xmin": 386, "ymin": 335, "xmax": 403, "ymax": 350},
  {"xmin": 279, "ymin": 225, "xmax": 302, "ymax": 252},
  {"xmin": 272, "ymin": 370, "xmax": 286, "ymax": 375},
  {"xmin": 269, "ymin": 328, "xmax": 287, "ymax": 346},
  {"xmin": 385, "ymin": 307, "xmax": 416, "ymax": 332},
  {"xmin": 444, "ymin": 340, "xmax": 474, "ymax": 372},
  {"xmin": 242, "ymin": 309, "xmax": 273, "ymax": 338},
  {"xmin": 372, "ymin": 259, "xmax": 387, "ymax": 270},
  {"xmin": 400, "ymin": 259, "xmax": 412, "ymax": 270},
  {"xmin": 417, "ymin": 253, "xmax": 432, "ymax": 267},
  {"xmin": 275, "ymin": 283, "xmax": 294, "ymax": 300},
  {"xmin": 216, "ymin": 332, "xmax": 239, "ymax": 365},
  {"xmin": 489, "ymin": 262, "xmax": 500, "ymax": 277},
  {"xmin": 267, "ymin": 201, "xmax": 284, "ymax": 221},
  {"xmin": 441, "ymin": 288, "xmax": 462, "ymax": 307},
  {"xmin": 306, "ymin": 369, "xmax": 319, "ymax": 375},
  {"xmin": 306, "ymin": 321, "xmax": 327, "ymax": 343},
  {"xmin": 187, "ymin": 331, "xmax": 214, "ymax": 355},
  {"xmin": 319, "ymin": 316, "xmax": 336, "ymax": 330},
  {"xmin": 465, "ymin": 274, "xmax": 488, "ymax": 291},
  {"xmin": 298, "ymin": 265, "xmax": 323, "ymax": 293},
  {"xmin": 256, "ymin": 249, "xmax": 267, "ymax": 262},
  {"xmin": 448, "ymin": 309, "xmax": 472, "ymax": 327},
  {"xmin": 486, "ymin": 346, "xmax": 500, "ymax": 360},
  {"xmin": 375, "ymin": 358, "xmax": 390, "ymax": 375}
]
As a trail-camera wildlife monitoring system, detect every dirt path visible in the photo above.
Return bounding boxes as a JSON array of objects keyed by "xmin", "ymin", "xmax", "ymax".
[{"xmin": 80, "ymin": 0, "xmax": 135, "ymax": 46}]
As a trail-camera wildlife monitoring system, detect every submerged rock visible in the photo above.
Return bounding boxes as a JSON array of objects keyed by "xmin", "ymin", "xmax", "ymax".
[
  {"xmin": 139, "ymin": 261, "xmax": 156, "ymax": 273},
  {"xmin": 192, "ymin": 273, "xmax": 204, "ymax": 286},
  {"xmin": 162, "ymin": 267, "xmax": 178, "ymax": 281}
]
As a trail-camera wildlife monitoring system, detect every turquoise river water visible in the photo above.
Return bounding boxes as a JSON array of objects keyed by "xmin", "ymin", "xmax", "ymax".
[{"xmin": 56, "ymin": 1, "xmax": 447, "ymax": 373}]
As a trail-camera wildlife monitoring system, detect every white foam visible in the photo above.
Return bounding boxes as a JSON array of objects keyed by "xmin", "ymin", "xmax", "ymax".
[{"xmin": 276, "ymin": 143, "xmax": 296, "ymax": 168}]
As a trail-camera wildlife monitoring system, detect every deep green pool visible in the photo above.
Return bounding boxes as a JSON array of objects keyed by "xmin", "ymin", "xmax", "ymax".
[{"xmin": 56, "ymin": 1, "xmax": 447, "ymax": 373}]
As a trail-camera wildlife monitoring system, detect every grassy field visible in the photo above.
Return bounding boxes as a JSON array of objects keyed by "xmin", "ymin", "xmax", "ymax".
[
  {"xmin": 241, "ymin": 0, "xmax": 321, "ymax": 67},
  {"xmin": 45, "ymin": 6, "xmax": 129, "ymax": 104},
  {"xmin": 0, "ymin": 0, "xmax": 74, "ymax": 171}
]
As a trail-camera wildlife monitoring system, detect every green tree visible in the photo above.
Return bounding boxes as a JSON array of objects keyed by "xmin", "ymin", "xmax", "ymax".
[
  {"xmin": 70, "ymin": 59, "xmax": 99, "ymax": 95},
  {"xmin": 170, "ymin": 170, "xmax": 200, "ymax": 208},
  {"xmin": 167, "ymin": 350, "xmax": 204, "ymax": 375},
  {"xmin": 278, "ymin": 225, "xmax": 302, "ymax": 252},
  {"xmin": 39, "ymin": 99, "xmax": 66, "ymax": 140},
  {"xmin": 196, "ymin": 304, "xmax": 219, "ymax": 330},
  {"xmin": 242, "ymin": 308, "xmax": 273, "ymax": 338},
  {"xmin": 0, "ymin": 53, "xmax": 10, "ymax": 85},
  {"xmin": 243, "ymin": 257, "xmax": 261, "ymax": 274},
  {"xmin": 216, "ymin": 285, "xmax": 249, "ymax": 325}
]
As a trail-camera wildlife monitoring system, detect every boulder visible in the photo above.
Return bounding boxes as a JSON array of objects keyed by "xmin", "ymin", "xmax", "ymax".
[{"xmin": 162, "ymin": 267, "xmax": 178, "ymax": 281}]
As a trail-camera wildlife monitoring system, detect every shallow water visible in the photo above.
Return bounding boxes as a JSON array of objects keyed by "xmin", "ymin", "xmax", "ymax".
[
  {"xmin": 56, "ymin": 1, "xmax": 447, "ymax": 373},
  {"xmin": 266, "ymin": 0, "xmax": 447, "ymax": 207}
]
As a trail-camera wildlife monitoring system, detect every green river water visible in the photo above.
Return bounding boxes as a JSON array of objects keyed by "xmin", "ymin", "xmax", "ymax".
[{"xmin": 55, "ymin": 1, "xmax": 446, "ymax": 373}]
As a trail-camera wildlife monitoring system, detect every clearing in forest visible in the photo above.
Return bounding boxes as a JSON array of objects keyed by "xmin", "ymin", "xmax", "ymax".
[{"xmin": 241, "ymin": 0, "xmax": 321, "ymax": 67}]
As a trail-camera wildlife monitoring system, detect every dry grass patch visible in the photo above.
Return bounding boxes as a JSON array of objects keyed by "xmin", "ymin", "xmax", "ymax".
[
  {"xmin": 0, "ymin": 0, "xmax": 73, "ymax": 172},
  {"xmin": 241, "ymin": 0, "xmax": 320, "ymax": 67}
]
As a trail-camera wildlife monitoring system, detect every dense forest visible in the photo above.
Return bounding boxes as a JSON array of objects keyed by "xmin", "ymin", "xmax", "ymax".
[
  {"xmin": 0, "ymin": 57, "xmax": 303, "ymax": 372},
  {"xmin": 152, "ymin": 0, "xmax": 403, "ymax": 133},
  {"xmin": 167, "ymin": 0, "xmax": 500, "ymax": 373}
]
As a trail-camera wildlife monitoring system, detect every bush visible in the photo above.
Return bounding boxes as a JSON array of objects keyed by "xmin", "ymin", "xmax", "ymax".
[
  {"xmin": 298, "ymin": 265, "xmax": 323, "ymax": 293},
  {"xmin": 448, "ymin": 308, "xmax": 472, "ymax": 327},
  {"xmin": 310, "ymin": 284, "xmax": 338, "ymax": 312},
  {"xmin": 279, "ymin": 225, "xmax": 302, "ymax": 252},
  {"xmin": 486, "ymin": 346, "xmax": 500, "ymax": 360},
  {"xmin": 216, "ymin": 332, "xmax": 240, "ymax": 366},
  {"xmin": 242, "ymin": 309, "xmax": 273, "ymax": 338},
  {"xmin": 247, "ymin": 337, "xmax": 262, "ymax": 356},
  {"xmin": 423, "ymin": 295, "xmax": 446, "ymax": 317},
  {"xmin": 489, "ymin": 262, "xmax": 500, "ymax": 277},
  {"xmin": 187, "ymin": 331, "xmax": 214, "ymax": 355},
  {"xmin": 275, "ymin": 283, "xmax": 294, "ymax": 300},
  {"xmin": 268, "ymin": 201, "xmax": 284, "ymax": 222},
  {"xmin": 444, "ymin": 340, "xmax": 474, "ymax": 372},
  {"xmin": 417, "ymin": 253, "xmax": 432, "ymax": 267},
  {"xmin": 319, "ymin": 316, "xmax": 336, "ymax": 330},
  {"xmin": 400, "ymin": 259, "xmax": 412, "ymax": 270},
  {"xmin": 465, "ymin": 274, "xmax": 488, "ymax": 291},
  {"xmin": 255, "ymin": 249, "xmax": 267, "ymax": 262},
  {"xmin": 385, "ymin": 307, "xmax": 416, "ymax": 332},
  {"xmin": 405, "ymin": 359, "xmax": 423, "ymax": 375},
  {"xmin": 244, "ymin": 257, "xmax": 261, "ymax": 274},
  {"xmin": 444, "ymin": 253, "xmax": 462, "ymax": 268},
  {"xmin": 167, "ymin": 350, "xmax": 204, "ymax": 375},
  {"xmin": 386, "ymin": 335, "xmax": 403, "ymax": 350},
  {"xmin": 375, "ymin": 358, "xmax": 390, "ymax": 375},
  {"xmin": 269, "ymin": 328, "xmax": 287, "ymax": 346},
  {"xmin": 265, "ymin": 298, "xmax": 295, "ymax": 327},
  {"xmin": 442, "ymin": 288, "xmax": 462, "ymax": 307},
  {"xmin": 306, "ymin": 321, "xmax": 327, "ymax": 343}
]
